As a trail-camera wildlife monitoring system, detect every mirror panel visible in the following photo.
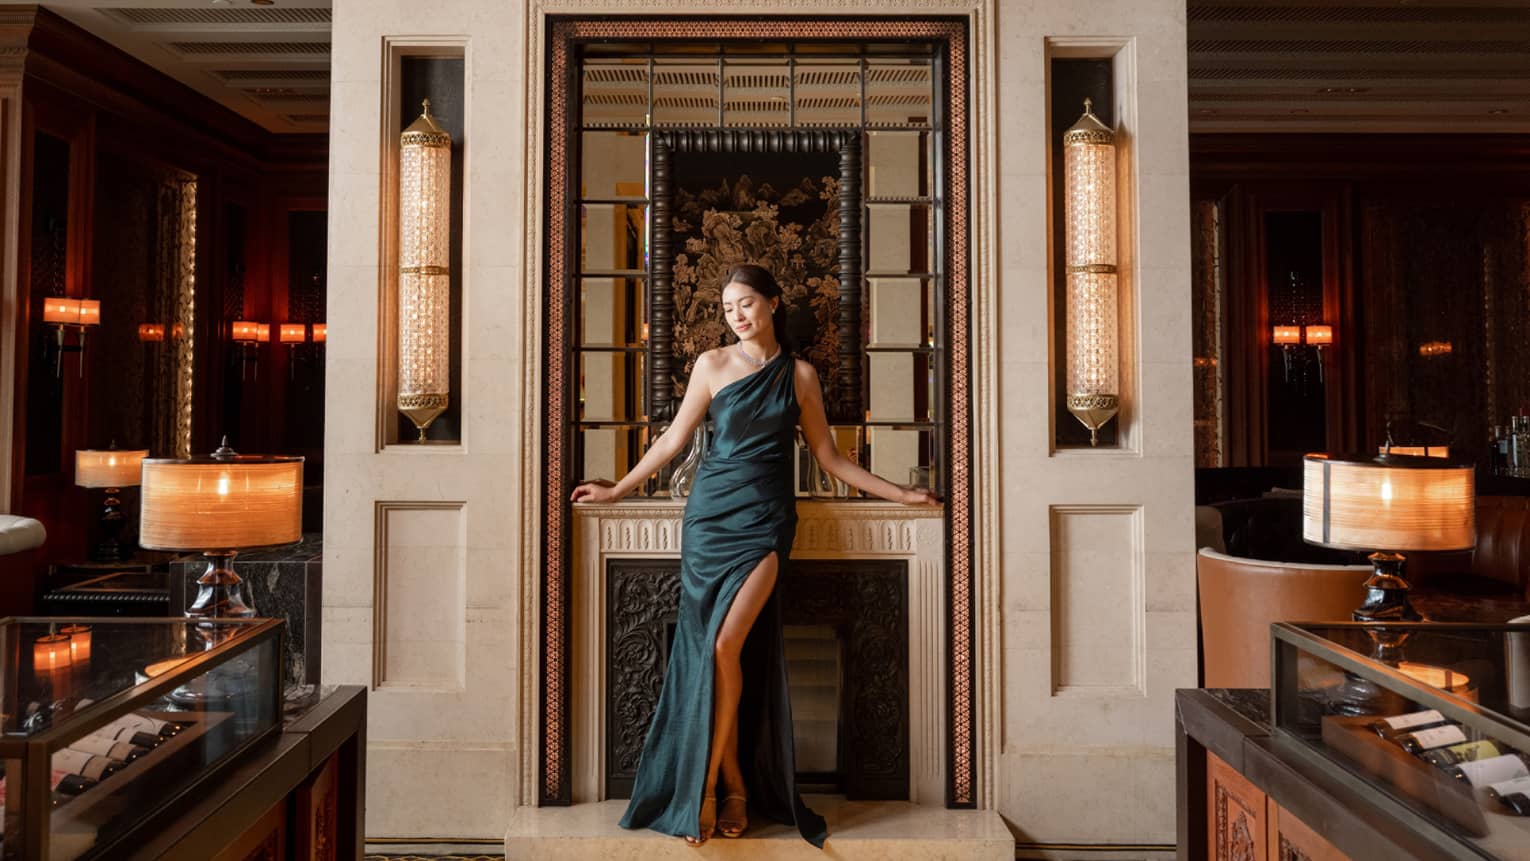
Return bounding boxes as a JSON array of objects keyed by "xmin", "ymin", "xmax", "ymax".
[
  {"xmin": 580, "ymin": 278, "xmax": 646, "ymax": 348},
  {"xmin": 581, "ymin": 132, "xmax": 649, "ymax": 200},
  {"xmin": 653, "ymin": 60, "xmax": 721, "ymax": 127},
  {"xmin": 723, "ymin": 61, "xmax": 790, "ymax": 127},
  {"xmin": 865, "ymin": 59, "xmax": 932, "ymax": 128},
  {"xmin": 582, "ymin": 60, "xmax": 650, "ymax": 128},
  {"xmin": 577, "ymin": 350, "xmax": 645, "ymax": 422},
  {"xmin": 865, "ymin": 203, "xmax": 933, "ymax": 275},
  {"xmin": 580, "ymin": 203, "xmax": 648, "ymax": 274}
]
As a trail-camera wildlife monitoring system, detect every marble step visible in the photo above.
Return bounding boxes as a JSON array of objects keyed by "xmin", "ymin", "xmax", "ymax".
[
  {"xmin": 783, "ymin": 637, "xmax": 839, "ymax": 661},
  {"xmin": 505, "ymin": 797, "xmax": 1013, "ymax": 860}
]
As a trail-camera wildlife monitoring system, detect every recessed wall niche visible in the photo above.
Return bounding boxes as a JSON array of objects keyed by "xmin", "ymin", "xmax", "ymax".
[
  {"xmin": 379, "ymin": 46, "xmax": 466, "ymax": 447},
  {"xmin": 1048, "ymin": 42, "xmax": 1138, "ymax": 452}
]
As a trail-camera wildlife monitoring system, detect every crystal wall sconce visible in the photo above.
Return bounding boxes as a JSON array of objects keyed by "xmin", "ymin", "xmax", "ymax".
[
  {"xmin": 397, "ymin": 99, "xmax": 453, "ymax": 442},
  {"xmin": 1063, "ymin": 99, "xmax": 1119, "ymax": 446}
]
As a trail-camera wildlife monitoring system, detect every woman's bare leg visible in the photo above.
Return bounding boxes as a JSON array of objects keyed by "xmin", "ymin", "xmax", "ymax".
[{"xmin": 703, "ymin": 552, "xmax": 779, "ymax": 820}]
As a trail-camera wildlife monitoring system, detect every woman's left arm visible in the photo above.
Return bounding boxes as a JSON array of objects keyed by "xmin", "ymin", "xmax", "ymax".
[{"xmin": 794, "ymin": 361, "xmax": 939, "ymax": 506}]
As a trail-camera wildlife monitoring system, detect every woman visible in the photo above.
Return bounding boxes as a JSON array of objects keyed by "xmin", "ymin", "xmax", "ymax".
[{"xmin": 571, "ymin": 264, "xmax": 939, "ymax": 847}]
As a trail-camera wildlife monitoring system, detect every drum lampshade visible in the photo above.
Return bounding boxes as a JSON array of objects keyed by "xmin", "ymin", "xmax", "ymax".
[{"xmin": 139, "ymin": 454, "xmax": 303, "ymax": 551}]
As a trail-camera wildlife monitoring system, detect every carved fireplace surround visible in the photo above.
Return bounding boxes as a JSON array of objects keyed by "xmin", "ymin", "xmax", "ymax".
[{"xmin": 571, "ymin": 499, "xmax": 947, "ymax": 805}]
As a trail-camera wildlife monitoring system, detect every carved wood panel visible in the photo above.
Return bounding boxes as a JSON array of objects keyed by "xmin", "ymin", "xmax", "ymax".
[
  {"xmin": 1268, "ymin": 800, "xmax": 1350, "ymax": 861},
  {"xmin": 605, "ymin": 557, "xmax": 909, "ymax": 800},
  {"xmin": 1208, "ymin": 751, "xmax": 1268, "ymax": 861}
]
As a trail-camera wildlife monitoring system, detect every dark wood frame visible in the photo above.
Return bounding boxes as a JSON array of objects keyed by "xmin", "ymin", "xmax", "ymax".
[
  {"xmin": 649, "ymin": 129, "xmax": 863, "ymax": 422},
  {"xmin": 542, "ymin": 17, "xmax": 974, "ymax": 809}
]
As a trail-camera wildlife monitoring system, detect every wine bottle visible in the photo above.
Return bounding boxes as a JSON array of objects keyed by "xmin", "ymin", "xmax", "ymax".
[
  {"xmin": 68, "ymin": 734, "xmax": 148, "ymax": 764},
  {"xmin": 1487, "ymin": 776, "xmax": 1530, "ymax": 815},
  {"xmin": 107, "ymin": 713, "xmax": 180, "ymax": 739},
  {"xmin": 51, "ymin": 749, "xmax": 125, "ymax": 782},
  {"xmin": 49, "ymin": 770, "xmax": 98, "ymax": 808},
  {"xmin": 89, "ymin": 724, "xmax": 163, "ymax": 750},
  {"xmin": 1423, "ymin": 740, "xmax": 1500, "ymax": 769},
  {"xmin": 1453, "ymin": 753, "xmax": 1530, "ymax": 787},
  {"xmin": 1370, "ymin": 709, "xmax": 1449, "ymax": 741},
  {"xmin": 1399, "ymin": 724, "xmax": 1467, "ymax": 754}
]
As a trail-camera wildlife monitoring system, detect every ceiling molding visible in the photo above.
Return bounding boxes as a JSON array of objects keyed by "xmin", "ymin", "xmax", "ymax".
[
  {"xmin": 42, "ymin": 0, "xmax": 330, "ymax": 134},
  {"xmin": 1188, "ymin": 0, "xmax": 1530, "ymax": 133}
]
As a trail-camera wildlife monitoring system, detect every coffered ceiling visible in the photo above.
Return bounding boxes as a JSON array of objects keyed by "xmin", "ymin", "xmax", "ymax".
[
  {"xmin": 1189, "ymin": 1, "xmax": 1530, "ymax": 132},
  {"xmin": 42, "ymin": 0, "xmax": 330, "ymax": 134}
]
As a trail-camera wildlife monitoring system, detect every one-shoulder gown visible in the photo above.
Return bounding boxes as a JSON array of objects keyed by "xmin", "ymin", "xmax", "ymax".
[{"xmin": 618, "ymin": 350, "xmax": 827, "ymax": 847}]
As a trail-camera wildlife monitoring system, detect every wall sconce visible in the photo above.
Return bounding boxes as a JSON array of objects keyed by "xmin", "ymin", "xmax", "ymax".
[
  {"xmin": 138, "ymin": 323, "xmax": 165, "ymax": 342},
  {"xmin": 312, "ymin": 323, "xmax": 326, "ymax": 343},
  {"xmin": 42, "ymin": 297, "xmax": 102, "ymax": 377},
  {"xmin": 280, "ymin": 323, "xmax": 307, "ymax": 378},
  {"xmin": 1305, "ymin": 324, "xmax": 1332, "ymax": 383},
  {"xmin": 1419, "ymin": 340, "xmax": 1453, "ymax": 358},
  {"xmin": 75, "ymin": 446, "xmax": 148, "ymax": 563},
  {"xmin": 397, "ymin": 99, "xmax": 453, "ymax": 442},
  {"xmin": 231, "ymin": 320, "xmax": 262, "ymax": 380},
  {"xmin": 1063, "ymin": 98, "xmax": 1119, "ymax": 446}
]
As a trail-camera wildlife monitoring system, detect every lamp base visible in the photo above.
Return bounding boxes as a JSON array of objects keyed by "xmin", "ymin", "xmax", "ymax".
[
  {"xmin": 1066, "ymin": 394, "xmax": 1118, "ymax": 446},
  {"xmin": 185, "ymin": 551, "xmax": 254, "ymax": 621},
  {"xmin": 88, "ymin": 488, "xmax": 131, "ymax": 564},
  {"xmin": 1354, "ymin": 551, "xmax": 1422, "ymax": 624},
  {"xmin": 1330, "ymin": 552, "xmax": 1422, "ymax": 716}
]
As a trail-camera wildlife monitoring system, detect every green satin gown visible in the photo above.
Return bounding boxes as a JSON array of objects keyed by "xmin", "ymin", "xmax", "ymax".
[{"xmin": 619, "ymin": 350, "xmax": 828, "ymax": 847}]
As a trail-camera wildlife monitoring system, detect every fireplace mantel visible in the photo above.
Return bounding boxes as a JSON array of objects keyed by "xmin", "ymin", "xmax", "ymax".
[{"xmin": 571, "ymin": 499, "xmax": 947, "ymax": 805}]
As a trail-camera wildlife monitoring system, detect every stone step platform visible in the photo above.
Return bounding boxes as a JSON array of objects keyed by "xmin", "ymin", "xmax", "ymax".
[{"xmin": 505, "ymin": 796, "xmax": 1013, "ymax": 859}]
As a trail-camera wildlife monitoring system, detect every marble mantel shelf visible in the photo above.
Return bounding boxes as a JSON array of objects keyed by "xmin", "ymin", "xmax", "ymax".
[
  {"xmin": 572, "ymin": 498, "xmax": 944, "ymax": 559},
  {"xmin": 570, "ymin": 498, "xmax": 949, "ymax": 805}
]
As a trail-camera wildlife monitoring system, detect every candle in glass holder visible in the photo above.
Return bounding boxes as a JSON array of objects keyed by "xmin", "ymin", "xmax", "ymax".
[
  {"xmin": 61, "ymin": 624, "xmax": 92, "ymax": 664},
  {"xmin": 33, "ymin": 632, "xmax": 72, "ymax": 697}
]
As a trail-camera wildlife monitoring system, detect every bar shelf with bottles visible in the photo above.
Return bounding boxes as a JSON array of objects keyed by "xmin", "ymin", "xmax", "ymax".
[
  {"xmin": 0, "ymin": 617, "xmax": 283, "ymax": 861},
  {"xmin": 1489, "ymin": 413, "xmax": 1530, "ymax": 479},
  {"xmin": 1272, "ymin": 621, "xmax": 1530, "ymax": 859}
]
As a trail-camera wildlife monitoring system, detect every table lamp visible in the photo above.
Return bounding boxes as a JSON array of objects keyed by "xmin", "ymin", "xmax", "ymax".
[
  {"xmin": 1302, "ymin": 451, "xmax": 1474, "ymax": 624},
  {"xmin": 138, "ymin": 439, "xmax": 302, "ymax": 621},
  {"xmin": 1303, "ymin": 451, "xmax": 1475, "ymax": 714},
  {"xmin": 75, "ymin": 447, "xmax": 148, "ymax": 563}
]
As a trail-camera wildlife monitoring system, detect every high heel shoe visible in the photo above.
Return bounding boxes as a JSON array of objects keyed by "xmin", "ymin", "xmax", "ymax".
[
  {"xmin": 685, "ymin": 797, "xmax": 716, "ymax": 846},
  {"xmin": 718, "ymin": 794, "xmax": 748, "ymax": 838}
]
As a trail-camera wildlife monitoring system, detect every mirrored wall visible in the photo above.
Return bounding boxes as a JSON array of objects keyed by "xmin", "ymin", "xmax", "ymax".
[{"xmin": 572, "ymin": 45, "xmax": 946, "ymax": 496}]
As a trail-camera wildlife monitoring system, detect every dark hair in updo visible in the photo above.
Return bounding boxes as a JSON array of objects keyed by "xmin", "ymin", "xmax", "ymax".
[{"xmin": 722, "ymin": 263, "xmax": 793, "ymax": 356}]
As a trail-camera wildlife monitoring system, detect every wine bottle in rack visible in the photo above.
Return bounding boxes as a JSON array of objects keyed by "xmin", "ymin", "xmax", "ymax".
[
  {"xmin": 67, "ymin": 733, "xmax": 149, "ymax": 764},
  {"xmin": 1399, "ymin": 723, "xmax": 1468, "ymax": 754},
  {"xmin": 1452, "ymin": 753, "xmax": 1530, "ymax": 787},
  {"xmin": 51, "ymin": 749, "xmax": 126, "ymax": 782},
  {"xmin": 1487, "ymin": 776, "xmax": 1530, "ymax": 815},
  {"xmin": 1369, "ymin": 709, "xmax": 1449, "ymax": 742},
  {"xmin": 88, "ymin": 724, "xmax": 164, "ymax": 750},
  {"xmin": 108, "ymin": 713, "xmax": 181, "ymax": 739},
  {"xmin": 1422, "ymin": 740, "xmax": 1500, "ymax": 769}
]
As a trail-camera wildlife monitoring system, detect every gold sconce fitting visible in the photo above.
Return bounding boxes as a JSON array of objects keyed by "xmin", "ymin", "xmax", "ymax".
[
  {"xmin": 1063, "ymin": 97, "xmax": 1120, "ymax": 446},
  {"xmin": 397, "ymin": 99, "xmax": 453, "ymax": 442}
]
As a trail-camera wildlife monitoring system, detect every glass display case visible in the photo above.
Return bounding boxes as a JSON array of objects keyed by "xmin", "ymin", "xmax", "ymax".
[
  {"xmin": 0, "ymin": 617, "xmax": 283, "ymax": 861},
  {"xmin": 1273, "ymin": 621, "xmax": 1530, "ymax": 860}
]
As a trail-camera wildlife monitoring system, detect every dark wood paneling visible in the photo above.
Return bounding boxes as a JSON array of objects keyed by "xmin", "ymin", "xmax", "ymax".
[{"xmin": 1192, "ymin": 134, "xmax": 1530, "ymax": 468}]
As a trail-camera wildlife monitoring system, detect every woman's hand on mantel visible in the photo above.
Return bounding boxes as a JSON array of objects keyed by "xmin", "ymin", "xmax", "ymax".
[
  {"xmin": 570, "ymin": 479, "xmax": 621, "ymax": 504},
  {"xmin": 899, "ymin": 487, "xmax": 941, "ymax": 506}
]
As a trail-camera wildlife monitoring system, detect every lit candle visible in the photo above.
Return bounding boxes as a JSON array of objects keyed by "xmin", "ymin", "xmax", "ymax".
[{"xmin": 61, "ymin": 624, "xmax": 92, "ymax": 664}]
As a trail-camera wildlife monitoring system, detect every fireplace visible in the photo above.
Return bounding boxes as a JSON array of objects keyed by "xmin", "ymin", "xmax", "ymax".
[
  {"xmin": 604, "ymin": 559, "xmax": 909, "ymax": 800},
  {"xmin": 570, "ymin": 499, "xmax": 946, "ymax": 805}
]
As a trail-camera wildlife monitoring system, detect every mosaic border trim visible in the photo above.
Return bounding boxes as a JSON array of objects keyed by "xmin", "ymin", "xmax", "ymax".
[{"xmin": 542, "ymin": 16, "xmax": 973, "ymax": 808}]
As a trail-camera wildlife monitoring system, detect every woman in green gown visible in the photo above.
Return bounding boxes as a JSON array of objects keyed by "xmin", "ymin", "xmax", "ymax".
[{"xmin": 571, "ymin": 265, "xmax": 939, "ymax": 847}]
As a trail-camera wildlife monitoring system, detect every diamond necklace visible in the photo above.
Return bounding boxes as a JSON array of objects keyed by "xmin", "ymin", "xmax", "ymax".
[{"xmin": 737, "ymin": 341, "xmax": 778, "ymax": 368}]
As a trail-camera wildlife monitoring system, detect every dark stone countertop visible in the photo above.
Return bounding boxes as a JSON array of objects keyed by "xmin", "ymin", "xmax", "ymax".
[{"xmin": 1204, "ymin": 687, "xmax": 1271, "ymax": 731}]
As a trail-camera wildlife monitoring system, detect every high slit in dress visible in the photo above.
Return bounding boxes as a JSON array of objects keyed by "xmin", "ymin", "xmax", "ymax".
[{"xmin": 618, "ymin": 350, "xmax": 828, "ymax": 847}]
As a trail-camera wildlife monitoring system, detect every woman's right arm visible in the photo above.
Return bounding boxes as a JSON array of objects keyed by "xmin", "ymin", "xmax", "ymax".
[{"xmin": 570, "ymin": 352, "xmax": 716, "ymax": 503}]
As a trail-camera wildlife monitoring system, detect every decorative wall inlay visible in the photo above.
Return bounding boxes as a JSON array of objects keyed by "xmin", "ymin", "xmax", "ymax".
[
  {"xmin": 542, "ymin": 15, "xmax": 972, "ymax": 809},
  {"xmin": 1277, "ymin": 837, "xmax": 1313, "ymax": 861},
  {"xmin": 604, "ymin": 558, "xmax": 909, "ymax": 800}
]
